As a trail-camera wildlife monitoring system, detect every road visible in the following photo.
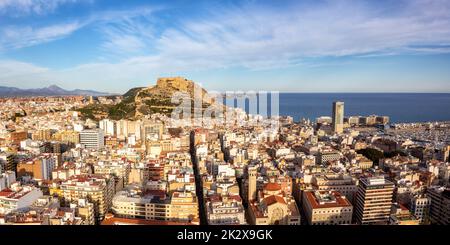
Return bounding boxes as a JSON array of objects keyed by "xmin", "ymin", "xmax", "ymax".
[{"xmin": 190, "ymin": 130, "xmax": 207, "ymax": 225}]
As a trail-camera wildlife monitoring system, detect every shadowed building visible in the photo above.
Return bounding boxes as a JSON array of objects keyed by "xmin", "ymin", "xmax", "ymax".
[{"xmin": 354, "ymin": 177, "xmax": 394, "ymax": 225}]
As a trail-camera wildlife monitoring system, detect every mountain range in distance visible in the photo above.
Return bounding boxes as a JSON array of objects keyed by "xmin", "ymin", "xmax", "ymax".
[{"xmin": 0, "ymin": 84, "xmax": 111, "ymax": 97}]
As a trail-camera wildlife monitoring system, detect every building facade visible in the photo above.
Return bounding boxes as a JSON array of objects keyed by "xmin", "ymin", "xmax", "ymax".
[
  {"xmin": 59, "ymin": 175, "xmax": 115, "ymax": 222},
  {"xmin": 80, "ymin": 129, "xmax": 105, "ymax": 149},
  {"xmin": 332, "ymin": 101, "xmax": 344, "ymax": 134},
  {"xmin": 354, "ymin": 177, "xmax": 394, "ymax": 225},
  {"xmin": 302, "ymin": 190, "xmax": 353, "ymax": 225},
  {"xmin": 427, "ymin": 186, "xmax": 450, "ymax": 225}
]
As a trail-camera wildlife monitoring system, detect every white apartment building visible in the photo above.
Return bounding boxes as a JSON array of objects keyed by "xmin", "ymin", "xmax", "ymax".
[
  {"xmin": 0, "ymin": 171, "xmax": 16, "ymax": 190},
  {"xmin": 99, "ymin": 119, "xmax": 116, "ymax": 136},
  {"xmin": 411, "ymin": 196, "xmax": 431, "ymax": 224},
  {"xmin": 80, "ymin": 129, "xmax": 105, "ymax": 149},
  {"xmin": 40, "ymin": 154, "xmax": 57, "ymax": 180},
  {"xmin": 0, "ymin": 183, "xmax": 43, "ymax": 215}
]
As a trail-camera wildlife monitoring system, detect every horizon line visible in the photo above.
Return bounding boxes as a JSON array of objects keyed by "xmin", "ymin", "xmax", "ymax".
[{"xmin": 2, "ymin": 84, "xmax": 450, "ymax": 95}]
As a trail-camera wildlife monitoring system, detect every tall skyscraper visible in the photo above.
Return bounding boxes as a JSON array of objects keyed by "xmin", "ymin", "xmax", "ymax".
[
  {"xmin": 332, "ymin": 101, "xmax": 344, "ymax": 134},
  {"xmin": 248, "ymin": 166, "xmax": 257, "ymax": 202},
  {"xmin": 354, "ymin": 177, "xmax": 394, "ymax": 225}
]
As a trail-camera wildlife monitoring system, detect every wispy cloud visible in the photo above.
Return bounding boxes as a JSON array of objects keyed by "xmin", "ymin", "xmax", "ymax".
[
  {"xmin": 1, "ymin": 0, "xmax": 450, "ymax": 92},
  {"xmin": 0, "ymin": 5, "xmax": 157, "ymax": 51},
  {"xmin": 0, "ymin": 22, "xmax": 82, "ymax": 50},
  {"xmin": 149, "ymin": 0, "xmax": 450, "ymax": 69},
  {"xmin": 0, "ymin": 0, "xmax": 86, "ymax": 16},
  {"xmin": 85, "ymin": 0, "xmax": 450, "ymax": 72},
  {"xmin": 98, "ymin": 14, "xmax": 157, "ymax": 56}
]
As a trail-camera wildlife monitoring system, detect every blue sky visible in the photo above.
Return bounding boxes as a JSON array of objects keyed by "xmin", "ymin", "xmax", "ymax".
[{"xmin": 0, "ymin": 0, "xmax": 450, "ymax": 93}]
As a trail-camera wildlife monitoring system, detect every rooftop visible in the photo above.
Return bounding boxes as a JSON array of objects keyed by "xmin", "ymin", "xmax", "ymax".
[
  {"xmin": 101, "ymin": 215, "xmax": 194, "ymax": 225},
  {"xmin": 304, "ymin": 191, "xmax": 352, "ymax": 209},
  {"xmin": 360, "ymin": 177, "xmax": 394, "ymax": 187}
]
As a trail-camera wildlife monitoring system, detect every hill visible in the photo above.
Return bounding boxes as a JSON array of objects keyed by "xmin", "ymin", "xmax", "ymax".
[{"xmin": 78, "ymin": 77, "xmax": 216, "ymax": 120}]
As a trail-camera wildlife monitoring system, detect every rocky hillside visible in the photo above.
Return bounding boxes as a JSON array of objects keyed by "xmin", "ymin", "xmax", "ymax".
[{"xmin": 78, "ymin": 77, "xmax": 217, "ymax": 120}]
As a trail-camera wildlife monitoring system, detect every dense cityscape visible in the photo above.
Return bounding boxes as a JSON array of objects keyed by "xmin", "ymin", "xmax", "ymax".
[{"xmin": 0, "ymin": 77, "xmax": 449, "ymax": 226}]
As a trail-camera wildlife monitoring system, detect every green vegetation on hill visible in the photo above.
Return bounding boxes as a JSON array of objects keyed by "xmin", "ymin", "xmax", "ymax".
[
  {"xmin": 108, "ymin": 102, "xmax": 136, "ymax": 120},
  {"xmin": 77, "ymin": 104, "xmax": 111, "ymax": 120},
  {"xmin": 123, "ymin": 87, "xmax": 145, "ymax": 98},
  {"xmin": 105, "ymin": 87, "xmax": 142, "ymax": 119},
  {"xmin": 76, "ymin": 78, "xmax": 216, "ymax": 120}
]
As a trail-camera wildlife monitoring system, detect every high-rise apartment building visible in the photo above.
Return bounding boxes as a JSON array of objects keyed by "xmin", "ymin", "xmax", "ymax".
[
  {"xmin": 94, "ymin": 161, "xmax": 131, "ymax": 192},
  {"xmin": 332, "ymin": 101, "xmax": 344, "ymax": 134},
  {"xmin": 0, "ymin": 153, "xmax": 15, "ymax": 174},
  {"xmin": 80, "ymin": 129, "xmax": 104, "ymax": 149},
  {"xmin": 99, "ymin": 119, "xmax": 116, "ymax": 136},
  {"xmin": 16, "ymin": 154, "xmax": 57, "ymax": 180},
  {"xmin": 31, "ymin": 129, "xmax": 53, "ymax": 141},
  {"xmin": 142, "ymin": 121, "xmax": 164, "ymax": 143},
  {"xmin": 0, "ymin": 171, "xmax": 16, "ymax": 190},
  {"xmin": 72, "ymin": 199, "xmax": 96, "ymax": 225},
  {"xmin": 354, "ymin": 177, "xmax": 394, "ymax": 225},
  {"xmin": 52, "ymin": 130, "xmax": 80, "ymax": 144},
  {"xmin": 60, "ymin": 175, "xmax": 115, "ymax": 222},
  {"xmin": 427, "ymin": 186, "xmax": 450, "ymax": 225},
  {"xmin": 411, "ymin": 196, "xmax": 431, "ymax": 224}
]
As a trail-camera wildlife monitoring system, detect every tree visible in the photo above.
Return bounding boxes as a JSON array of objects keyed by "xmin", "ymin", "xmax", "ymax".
[{"xmin": 357, "ymin": 148, "xmax": 384, "ymax": 164}]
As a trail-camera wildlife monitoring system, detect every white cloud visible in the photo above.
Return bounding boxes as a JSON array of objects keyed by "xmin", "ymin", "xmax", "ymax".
[
  {"xmin": 0, "ymin": 0, "xmax": 90, "ymax": 51},
  {"xmin": 148, "ymin": 0, "xmax": 450, "ymax": 69},
  {"xmin": 1, "ymin": 0, "xmax": 450, "ymax": 92},
  {"xmin": 0, "ymin": 22, "xmax": 82, "ymax": 50},
  {"xmin": 88, "ymin": 0, "xmax": 450, "ymax": 73},
  {"xmin": 0, "ymin": 0, "xmax": 84, "ymax": 16},
  {"xmin": 0, "ymin": 60, "xmax": 50, "ymax": 88},
  {"xmin": 98, "ymin": 15, "xmax": 156, "ymax": 56},
  {"xmin": 0, "ymin": 6, "xmax": 157, "ymax": 51}
]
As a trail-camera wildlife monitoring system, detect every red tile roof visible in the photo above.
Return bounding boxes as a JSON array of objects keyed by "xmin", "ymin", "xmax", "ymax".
[
  {"xmin": 304, "ymin": 191, "xmax": 352, "ymax": 209},
  {"xmin": 0, "ymin": 188, "xmax": 13, "ymax": 197},
  {"xmin": 263, "ymin": 195, "xmax": 286, "ymax": 206},
  {"xmin": 264, "ymin": 183, "xmax": 281, "ymax": 192}
]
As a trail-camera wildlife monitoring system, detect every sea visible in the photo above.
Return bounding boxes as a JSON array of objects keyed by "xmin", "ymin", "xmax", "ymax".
[
  {"xmin": 278, "ymin": 93, "xmax": 450, "ymax": 123},
  {"xmin": 227, "ymin": 93, "xmax": 450, "ymax": 123}
]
